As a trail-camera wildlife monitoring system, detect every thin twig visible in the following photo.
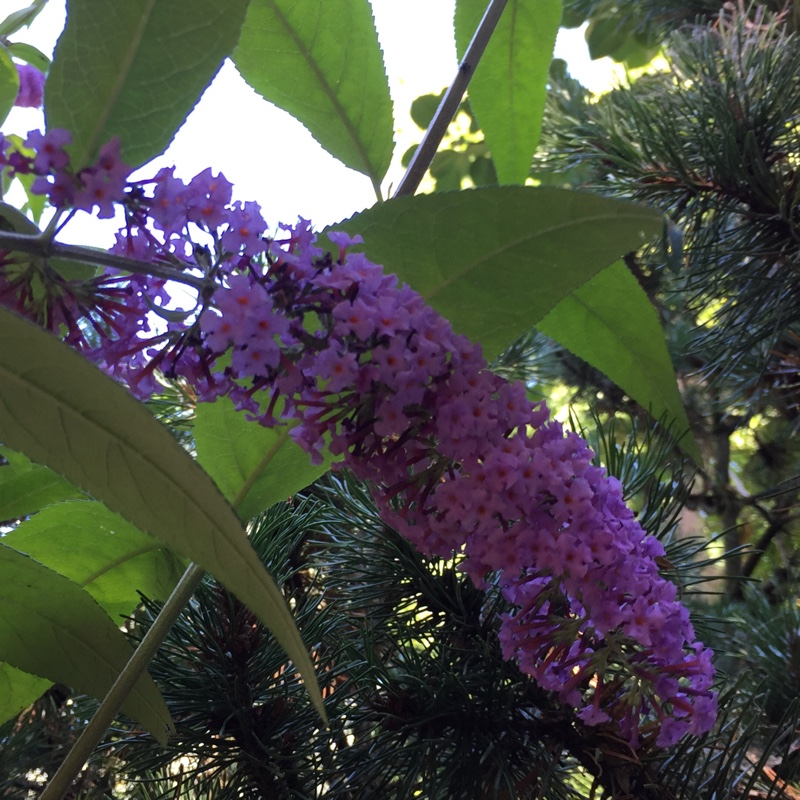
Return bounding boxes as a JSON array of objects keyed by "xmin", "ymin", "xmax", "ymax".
[
  {"xmin": 40, "ymin": 456, "xmax": 294, "ymax": 796},
  {"xmin": 392, "ymin": 0, "xmax": 508, "ymax": 198},
  {"xmin": 40, "ymin": 562, "xmax": 206, "ymax": 800},
  {"xmin": 0, "ymin": 230, "xmax": 208, "ymax": 291}
]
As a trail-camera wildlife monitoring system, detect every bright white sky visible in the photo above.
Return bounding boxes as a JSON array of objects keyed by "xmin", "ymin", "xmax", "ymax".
[{"xmin": 5, "ymin": 1, "xmax": 618, "ymax": 238}]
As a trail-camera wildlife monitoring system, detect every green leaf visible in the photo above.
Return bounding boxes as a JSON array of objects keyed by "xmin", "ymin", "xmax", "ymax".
[
  {"xmin": 0, "ymin": 44, "xmax": 20, "ymax": 128},
  {"xmin": 0, "ymin": 201, "xmax": 39, "ymax": 235},
  {"xmin": 468, "ymin": 152, "xmax": 498, "ymax": 187},
  {"xmin": 585, "ymin": 15, "xmax": 629, "ymax": 60},
  {"xmin": 329, "ymin": 186, "xmax": 663, "ymax": 360},
  {"xmin": 0, "ymin": 663, "xmax": 49, "ymax": 726},
  {"xmin": 0, "ymin": 496, "xmax": 182, "ymax": 726},
  {"xmin": 45, "ymin": 0, "xmax": 250, "ymax": 169},
  {"xmin": 0, "ymin": 0, "xmax": 48, "ymax": 38},
  {"xmin": 0, "ymin": 310, "xmax": 326, "ymax": 721},
  {"xmin": 454, "ymin": 0, "xmax": 561, "ymax": 184},
  {"xmin": 195, "ymin": 396, "xmax": 331, "ymax": 522},
  {"xmin": 561, "ymin": 5, "xmax": 587, "ymax": 28},
  {"xmin": 234, "ymin": 0, "xmax": 393, "ymax": 192},
  {"xmin": 0, "ymin": 542, "xmax": 172, "ymax": 743},
  {"xmin": 329, "ymin": 187, "xmax": 695, "ymax": 450},
  {"xmin": 536, "ymin": 261, "xmax": 701, "ymax": 462},
  {"xmin": 411, "ymin": 92, "xmax": 443, "ymax": 131},
  {"xmin": 0, "ymin": 447, "xmax": 86, "ymax": 520},
  {"xmin": 3, "ymin": 501, "xmax": 185, "ymax": 621},
  {"xmin": 430, "ymin": 149, "xmax": 470, "ymax": 192},
  {"xmin": 6, "ymin": 42, "xmax": 51, "ymax": 75}
]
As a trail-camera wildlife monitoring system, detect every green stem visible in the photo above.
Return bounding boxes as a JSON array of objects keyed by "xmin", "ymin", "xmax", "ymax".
[
  {"xmin": 42, "ymin": 208, "xmax": 68, "ymax": 240},
  {"xmin": 371, "ymin": 175, "xmax": 384, "ymax": 204},
  {"xmin": 392, "ymin": 0, "xmax": 508, "ymax": 198},
  {"xmin": 39, "ymin": 562, "xmax": 206, "ymax": 800},
  {"xmin": 41, "ymin": 480, "xmax": 271, "ymax": 797},
  {"xmin": 0, "ymin": 230, "xmax": 209, "ymax": 291}
]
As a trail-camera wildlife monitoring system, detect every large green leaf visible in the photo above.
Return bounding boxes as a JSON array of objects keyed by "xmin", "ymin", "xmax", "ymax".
[
  {"xmin": 0, "ymin": 499, "xmax": 184, "ymax": 727},
  {"xmin": 195, "ymin": 397, "xmax": 331, "ymax": 522},
  {"xmin": 0, "ymin": 542, "xmax": 172, "ymax": 743},
  {"xmin": 0, "ymin": 445, "xmax": 86, "ymax": 520},
  {"xmin": 328, "ymin": 186, "xmax": 696, "ymax": 453},
  {"xmin": 0, "ymin": 309, "xmax": 325, "ymax": 720},
  {"xmin": 0, "ymin": 0, "xmax": 48, "ymax": 39},
  {"xmin": 2, "ymin": 501, "xmax": 185, "ymax": 622},
  {"xmin": 0, "ymin": 664, "xmax": 49, "ymax": 726},
  {"xmin": 0, "ymin": 44, "xmax": 19, "ymax": 128},
  {"xmin": 330, "ymin": 187, "xmax": 663, "ymax": 360},
  {"xmin": 234, "ymin": 0, "xmax": 393, "ymax": 191},
  {"xmin": 537, "ymin": 261, "xmax": 701, "ymax": 461},
  {"xmin": 454, "ymin": 0, "xmax": 561, "ymax": 185},
  {"xmin": 6, "ymin": 42, "xmax": 51, "ymax": 76},
  {"xmin": 45, "ymin": 0, "xmax": 249, "ymax": 169}
]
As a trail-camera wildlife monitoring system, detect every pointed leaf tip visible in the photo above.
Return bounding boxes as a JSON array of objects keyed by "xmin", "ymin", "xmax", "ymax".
[
  {"xmin": 0, "ymin": 309, "xmax": 326, "ymax": 721},
  {"xmin": 234, "ymin": 0, "xmax": 393, "ymax": 187},
  {"xmin": 0, "ymin": 543, "xmax": 172, "ymax": 743}
]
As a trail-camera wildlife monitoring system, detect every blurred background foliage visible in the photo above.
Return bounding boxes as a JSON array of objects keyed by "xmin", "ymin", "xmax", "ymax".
[{"xmin": 6, "ymin": 0, "xmax": 800, "ymax": 797}]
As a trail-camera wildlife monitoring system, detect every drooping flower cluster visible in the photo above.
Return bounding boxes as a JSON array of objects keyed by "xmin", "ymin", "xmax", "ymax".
[
  {"xmin": 0, "ymin": 130, "xmax": 717, "ymax": 746},
  {"xmin": 14, "ymin": 63, "xmax": 45, "ymax": 109}
]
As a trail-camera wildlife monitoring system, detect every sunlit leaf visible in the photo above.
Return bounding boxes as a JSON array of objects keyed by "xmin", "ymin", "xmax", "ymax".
[
  {"xmin": 6, "ymin": 42, "xmax": 51, "ymax": 75},
  {"xmin": 536, "ymin": 261, "xmax": 701, "ymax": 462},
  {"xmin": 0, "ymin": 309, "xmax": 326, "ymax": 721},
  {"xmin": 0, "ymin": 0, "xmax": 48, "ymax": 39},
  {"xmin": 0, "ymin": 45, "xmax": 19, "ymax": 128},
  {"xmin": 329, "ymin": 186, "xmax": 663, "ymax": 360},
  {"xmin": 0, "ymin": 664, "xmax": 49, "ymax": 726},
  {"xmin": 0, "ymin": 446, "xmax": 85, "ymax": 520},
  {"xmin": 0, "ymin": 542, "xmax": 172, "ymax": 743},
  {"xmin": 454, "ymin": 0, "xmax": 561, "ymax": 184},
  {"xmin": 195, "ymin": 396, "xmax": 330, "ymax": 521},
  {"xmin": 328, "ymin": 186, "xmax": 695, "ymax": 453},
  {"xmin": 234, "ymin": 0, "xmax": 393, "ymax": 191},
  {"xmin": 2, "ymin": 501, "xmax": 185, "ymax": 621},
  {"xmin": 45, "ymin": 0, "xmax": 249, "ymax": 168}
]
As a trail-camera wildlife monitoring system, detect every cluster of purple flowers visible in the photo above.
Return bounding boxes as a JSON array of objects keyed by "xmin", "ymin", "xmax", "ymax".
[
  {"xmin": 0, "ymin": 130, "xmax": 156, "ymax": 353},
  {"xmin": 0, "ymin": 130, "xmax": 717, "ymax": 746},
  {"xmin": 14, "ymin": 63, "xmax": 45, "ymax": 109}
]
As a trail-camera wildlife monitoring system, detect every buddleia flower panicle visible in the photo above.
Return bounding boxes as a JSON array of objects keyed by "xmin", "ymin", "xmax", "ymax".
[{"xmin": 0, "ymin": 128, "xmax": 718, "ymax": 747}]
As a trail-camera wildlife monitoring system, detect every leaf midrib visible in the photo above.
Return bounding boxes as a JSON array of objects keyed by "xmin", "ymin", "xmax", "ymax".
[
  {"xmin": 81, "ymin": 0, "xmax": 158, "ymax": 166},
  {"xmin": 0, "ymin": 356, "xmax": 235, "ymax": 549},
  {"xmin": 267, "ymin": 0, "xmax": 378, "ymax": 182},
  {"xmin": 424, "ymin": 210, "xmax": 654, "ymax": 301},
  {"xmin": 546, "ymin": 288, "xmax": 673, "ymax": 403}
]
